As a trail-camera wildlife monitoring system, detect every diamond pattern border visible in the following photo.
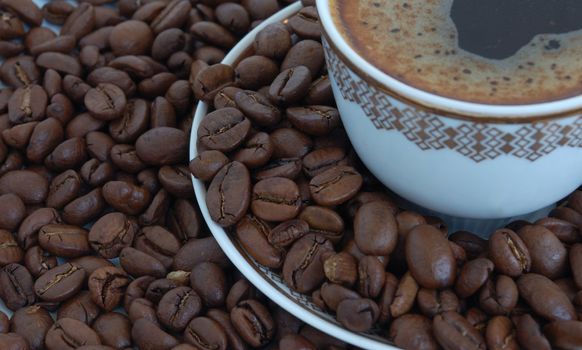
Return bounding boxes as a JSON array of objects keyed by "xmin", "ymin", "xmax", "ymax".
[{"xmin": 322, "ymin": 38, "xmax": 582, "ymax": 163}]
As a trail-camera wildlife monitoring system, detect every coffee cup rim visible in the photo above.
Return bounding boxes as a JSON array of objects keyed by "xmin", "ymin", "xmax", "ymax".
[{"xmin": 317, "ymin": 0, "xmax": 582, "ymax": 121}]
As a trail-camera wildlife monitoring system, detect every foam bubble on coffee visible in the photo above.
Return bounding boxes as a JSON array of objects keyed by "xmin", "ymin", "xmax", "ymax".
[{"xmin": 331, "ymin": 0, "xmax": 582, "ymax": 106}]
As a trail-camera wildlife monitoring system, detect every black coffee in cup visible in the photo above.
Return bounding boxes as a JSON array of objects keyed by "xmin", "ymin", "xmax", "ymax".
[{"xmin": 331, "ymin": 0, "xmax": 582, "ymax": 105}]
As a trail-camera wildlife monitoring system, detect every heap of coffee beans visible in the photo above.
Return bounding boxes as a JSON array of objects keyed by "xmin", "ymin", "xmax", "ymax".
[
  {"xmin": 192, "ymin": 2, "xmax": 582, "ymax": 349},
  {"xmin": 0, "ymin": 0, "xmax": 352, "ymax": 349}
]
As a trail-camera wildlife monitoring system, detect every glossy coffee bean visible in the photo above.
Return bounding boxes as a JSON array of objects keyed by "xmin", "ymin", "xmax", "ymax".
[
  {"xmin": 518, "ymin": 225, "xmax": 568, "ymax": 279},
  {"xmin": 433, "ymin": 311, "xmax": 485, "ymax": 350},
  {"xmin": 34, "ymin": 263, "xmax": 85, "ymax": 302},
  {"xmin": 10, "ymin": 305, "xmax": 53, "ymax": 350},
  {"xmin": 231, "ymin": 300, "xmax": 275, "ymax": 347},
  {"xmin": 489, "ymin": 229, "xmax": 531, "ymax": 277},
  {"xmin": 57, "ymin": 291, "xmax": 101, "ymax": 325},
  {"xmin": 89, "ymin": 266, "xmax": 130, "ymax": 311},
  {"xmin": 207, "ymin": 161, "xmax": 251, "ymax": 227},
  {"xmin": 283, "ymin": 233, "xmax": 334, "ymax": 293},
  {"xmin": 157, "ymin": 287, "xmax": 202, "ymax": 332},
  {"xmin": 45, "ymin": 318, "xmax": 102, "ymax": 350},
  {"xmin": 89, "ymin": 212, "xmax": 137, "ymax": 259},
  {"xmin": 517, "ymin": 273, "xmax": 576, "ymax": 321},
  {"xmin": 92, "ymin": 312, "xmax": 132, "ymax": 350}
]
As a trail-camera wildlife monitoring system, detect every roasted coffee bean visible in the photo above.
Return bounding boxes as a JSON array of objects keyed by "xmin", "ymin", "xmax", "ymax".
[
  {"xmin": 102, "ymin": 181, "xmax": 151, "ymax": 215},
  {"xmin": 157, "ymin": 286, "xmax": 202, "ymax": 332},
  {"xmin": 0, "ymin": 230, "xmax": 24, "ymax": 267},
  {"xmin": 268, "ymin": 219, "xmax": 309, "ymax": 249},
  {"xmin": 489, "ymin": 229, "xmax": 531, "ymax": 277},
  {"xmin": 120, "ymin": 247, "xmax": 166, "ymax": 278},
  {"xmin": 70, "ymin": 255, "xmax": 113, "ymax": 279},
  {"xmin": 0, "ymin": 11, "xmax": 24, "ymax": 40},
  {"xmin": 406, "ymin": 224, "xmax": 457, "ymax": 289},
  {"xmin": 109, "ymin": 20, "xmax": 154, "ymax": 56},
  {"xmin": 235, "ymin": 215, "xmax": 284, "ymax": 268},
  {"xmin": 45, "ymin": 318, "xmax": 102, "ymax": 350},
  {"xmin": 251, "ymin": 177, "xmax": 301, "ymax": 222},
  {"xmin": 283, "ymin": 233, "xmax": 334, "ymax": 293},
  {"xmin": 24, "ymin": 246, "xmax": 57, "ymax": 278},
  {"xmin": 0, "ymin": 263, "xmax": 35, "ymax": 310},
  {"xmin": 225, "ymin": 279, "xmax": 261, "ymax": 312},
  {"xmin": 449, "ymin": 231, "xmax": 488, "ymax": 260},
  {"xmin": 354, "ymin": 201, "xmax": 398, "ymax": 256},
  {"xmin": 45, "ymin": 137, "xmax": 88, "ymax": 171},
  {"xmin": 198, "ymin": 107, "xmax": 251, "ymax": 152},
  {"xmin": 61, "ymin": 3, "xmax": 95, "ymax": 41},
  {"xmin": 455, "ymin": 258, "xmax": 495, "ymax": 298},
  {"xmin": 268, "ymin": 66, "xmax": 312, "ymax": 105},
  {"xmin": 282, "ymin": 40, "xmax": 324, "ymax": 78},
  {"xmin": 36, "ymin": 52, "xmax": 82, "ymax": 76},
  {"xmin": 191, "ymin": 21, "xmax": 236, "ymax": 49},
  {"xmin": 234, "ymin": 90, "xmax": 281, "ymax": 127},
  {"xmin": 478, "ymin": 275, "xmax": 518, "ymax": 315},
  {"xmin": 184, "ymin": 316, "xmax": 227, "ymax": 350},
  {"xmin": 109, "ymin": 98, "xmax": 149, "ymax": 143},
  {"xmin": 80, "ymin": 159, "xmax": 114, "ymax": 187},
  {"xmin": 0, "ymin": 333, "xmax": 32, "ymax": 350},
  {"xmin": 135, "ymin": 127, "xmax": 186, "ymax": 166},
  {"xmin": 88, "ymin": 266, "xmax": 130, "ymax": 311},
  {"xmin": 190, "ymin": 150, "xmax": 230, "ymax": 181},
  {"xmin": 34, "ymin": 263, "xmax": 84, "ymax": 302},
  {"xmin": 10, "ymin": 305, "xmax": 53, "ymax": 350},
  {"xmin": 2, "ymin": 122, "xmax": 37, "ymax": 149},
  {"xmin": 132, "ymin": 318, "xmax": 178, "ymax": 350},
  {"xmin": 231, "ymin": 300, "xmax": 275, "ymax": 347},
  {"xmin": 1, "ymin": 56, "xmax": 39, "ymax": 87},
  {"xmin": 206, "ymin": 161, "xmax": 251, "ymax": 227},
  {"xmin": 323, "ymin": 252, "xmax": 358, "ymax": 287},
  {"xmin": 357, "ymin": 256, "xmax": 386, "ymax": 299},
  {"xmin": 390, "ymin": 272, "xmax": 420, "ymax": 318},
  {"xmin": 139, "ymin": 188, "xmax": 170, "ymax": 226},
  {"xmin": 57, "ymin": 291, "xmax": 101, "ymax": 325},
  {"xmin": 309, "ymin": 165, "xmax": 362, "ymax": 206},
  {"xmin": 319, "ymin": 282, "xmax": 360, "ymax": 312},
  {"xmin": 38, "ymin": 224, "xmax": 91, "ymax": 258},
  {"xmin": 287, "ymin": 106, "xmax": 340, "ymax": 136},
  {"xmin": 518, "ymin": 224, "xmax": 568, "ymax": 279},
  {"xmin": 173, "ymin": 236, "xmax": 230, "ymax": 271},
  {"xmin": 85, "ymin": 83, "xmax": 127, "ymax": 121},
  {"xmin": 270, "ymin": 127, "xmax": 312, "ymax": 159},
  {"xmin": 189, "ymin": 262, "xmax": 227, "ymax": 308},
  {"xmin": 89, "ymin": 212, "xmax": 137, "ymax": 259},
  {"xmin": 302, "ymin": 147, "xmax": 347, "ymax": 179},
  {"xmin": 336, "ymin": 298, "xmax": 379, "ymax": 333},
  {"xmin": 417, "ymin": 288, "xmax": 460, "ymax": 317},
  {"xmin": 389, "ymin": 314, "xmax": 439, "ymax": 350},
  {"xmin": 254, "ymin": 23, "xmax": 292, "ymax": 59},
  {"xmin": 515, "ymin": 314, "xmax": 551, "ymax": 350},
  {"xmin": 536, "ymin": 217, "xmax": 581, "ymax": 244},
  {"xmin": 0, "ymin": 170, "xmax": 48, "ymax": 204},
  {"xmin": 128, "ymin": 297, "xmax": 159, "ymax": 326},
  {"xmin": 518, "ymin": 273, "xmax": 576, "ymax": 321},
  {"xmin": 167, "ymin": 199, "xmax": 201, "ymax": 241},
  {"xmin": 485, "ymin": 316, "xmax": 519, "ymax": 350},
  {"xmin": 124, "ymin": 278, "xmax": 154, "ymax": 308},
  {"xmin": 543, "ymin": 320, "xmax": 582, "ymax": 349},
  {"xmin": 92, "ymin": 313, "xmax": 132, "ymax": 350},
  {"xmin": 158, "ymin": 165, "xmax": 194, "ymax": 198},
  {"xmin": 0, "ymin": 195, "xmax": 24, "ymax": 231},
  {"xmin": 135, "ymin": 225, "xmax": 180, "ymax": 269},
  {"xmin": 62, "ymin": 188, "xmax": 105, "ymax": 226},
  {"xmin": 215, "ymin": 3, "xmax": 250, "ymax": 35},
  {"xmin": 193, "ymin": 63, "xmax": 235, "ymax": 102},
  {"xmin": 17, "ymin": 208, "xmax": 60, "ymax": 249},
  {"xmin": 433, "ymin": 311, "xmax": 486, "ymax": 350},
  {"xmin": 110, "ymin": 144, "xmax": 146, "ymax": 173},
  {"xmin": 27, "ymin": 117, "xmax": 64, "ymax": 164}
]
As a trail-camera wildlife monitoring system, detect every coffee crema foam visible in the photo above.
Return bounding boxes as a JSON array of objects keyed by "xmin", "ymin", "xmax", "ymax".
[{"xmin": 331, "ymin": 0, "xmax": 582, "ymax": 106}]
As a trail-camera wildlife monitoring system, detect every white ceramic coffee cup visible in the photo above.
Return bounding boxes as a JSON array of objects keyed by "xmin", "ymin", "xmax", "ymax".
[{"xmin": 317, "ymin": 0, "xmax": 582, "ymax": 220}]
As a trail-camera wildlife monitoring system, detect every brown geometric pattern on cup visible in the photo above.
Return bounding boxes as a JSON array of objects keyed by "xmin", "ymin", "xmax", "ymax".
[{"xmin": 322, "ymin": 38, "xmax": 582, "ymax": 163}]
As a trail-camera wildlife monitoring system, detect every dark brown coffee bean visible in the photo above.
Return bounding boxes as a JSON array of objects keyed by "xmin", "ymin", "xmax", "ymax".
[
  {"xmin": 231, "ymin": 300, "xmax": 275, "ymax": 347},
  {"xmin": 80, "ymin": 159, "xmax": 114, "ymax": 187},
  {"xmin": 8, "ymin": 85, "xmax": 46, "ymax": 125},
  {"xmin": 38, "ymin": 224, "xmax": 91, "ymax": 258},
  {"xmin": 151, "ymin": 0, "xmax": 192, "ymax": 34},
  {"xmin": 109, "ymin": 20, "xmax": 154, "ymax": 56},
  {"xmin": 184, "ymin": 316, "xmax": 227, "ymax": 350},
  {"xmin": 46, "ymin": 318, "xmax": 101, "ymax": 350},
  {"xmin": 62, "ymin": 188, "xmax": 105, "ymax": 226},
  {"xmin": 0, "ymin": 193, "xmax": 24, "ymax": 231},
  {"xmin": 84, "ymin": 83, "xmax": 127, "ymax": 121},
  {"xmin": 357, "ymin": 256, "xmax": 386, "ymax": 299},
  {"xmin": 251, "ymin": 177, "xmax": 301, "ymax": 222},
  {"xmin": 478, "ymin": 275, "xmax": 518, "ymax": 315},
  {"xmin": 433, "ymin": 311, "xmax": 485, "ymax": 350},
  {"xmin": 173, "ymin": 237, "xmax": 229, "ymax": 271},
  {"xmin": 1, "ymin": 56, "xmax": 39, "ymax": 87},
  {"xmin": 87, "ymin": 67, "xmax": 136, "ymax": 97},
  {"xmin": 336, "ymin": 298, "xmax": 379, "ymax": 333},
  {"xmin": 0, "ymin": 10, "xmax": 24, "ymax": 40},
  {"xmin": 0, "ymin": 263, "xmax": 35, "ymax": 310},
  {"xmin": 132, "ymin": 318, "xmax": 179, "ymax": 350},
  {"xmin": 207, "ymin": 161, "xmax": 251, "ymax": 227},
  {"xmin": 42, "ymin": 1, "xmax": 74, "ymax": 25},
  {"xmin": 542, "ymin": 320, "xmax": 582, "ymax": 349},
  {"xmin": 193, "ymin": 63, "xmax": 235, "ymax": 102},
  {"xmin": 157, "ymin": 287, "xmax": 202, "ymax": 332},
  {"xmin": 309, "ymin": 166, "xmax": 362, "ymax": 206},
  {"xmin": 323, "ymin": 252, "xmax": 357, "ymax": 287},
  {"xmin": 35, "ymin": 52, "xmax": 82, "ymax": 77},
  {"xmin": 145, "ymin": 278, "xmax": 180, "ymax": 305},
  {"xmin": 282, "ymin": 40, "xmax": 324, "ymax": 78},
  {"xmin": 139, "ymin": 189, "xmax": 170, "ymax": 226},
  {"xmin": 190, "ymin": 21, "xmax": 236, "ymax": 49},
  {"xmin": 198, "ymin": 107, "xmax": 251, "ymax": 152},
  {"xmin": 61, "ymin": 3, "xmax": 96, "ymax": 41},
  {"xmin": 234, "ymin": 55, "xmax": 279, "ymax": 90},
  {"xmin": 302, "ymin": 147, "xmax": 347, "ymax": 179},
  {"xmin": 254, "ymin": 23, "xmax": 292, "ymax": 59},
  {"xmin": 485, "ymin": 316, "xmax": 519, "ymax": 350},
  {"xmin": 515, "ymin": 314, "xmax": 551, "ymax": 350},
  {"xmin": 269, "ymin": 66, "xmax": 312, "ymax": 106},
  {"xmin": 190, "ymin": 262, "xmax": 227, "ymax": 307},
  {"xmin": 489, "ymin": 229, "xmax": 531, "ymax": 277},
  {"xmin": 2, "ymin": 122, "xmax": 37, "ymax": 149},
  {"xmin": 235, "ymin": 215, "xmax": 284, "ymax": 268},
  {"xmin": 135, "ymin": 127, "xmax": 186, "ymax": 166},
  {"xmin": 110, "ymin": 144, "xmax": 145, "ymax": 173},
  {"xmin": 536, "ymin": 217, "xmax": 580, "ymax": 243},
  {"xmin": 57, "ymin": 290, "xmax": 100, "ymax": 325},
  {"xmin": 34, "ymin": 263, "xmax": 85, "ymax": 302},
  {"xmin": 92, "ymin": 312, "xmax": 131, "ymax": 349},
  {"xmin": 518, "ymin": 224, "xmax": 568, "ymax": 279},
  {"xmin": 406, "ymin": 225, "xmax": 456, "ymax": 289},
  {"xmin": 268, "ymin": 219, "xmax": 309, "ymax": 249},
  {"xmin": 158, "ymin": 165, "xmax": 194, "ymax": 198},
  {"xmin": 255, "ymin": 157, "xmax": 302, "ymax": 181},
  {"xmin": 234, "ymin": 90, "xmax": 281, "ymax": 127},
  {"xmin": 24, "ymin": 246, "xmax": 56, "ymax": 278},
  {"xmin": 215, "ymin": 3, "xmax": 249, "ymax": 35},
  {"xmin": 108, "ymin": 98, "xmax": 149, "ymax": 143},
  {"xmin": 0, "ymin": 333, "xmax": 28, "ymax": 350},
  {"xmin": 10, "ymin": 304, "xmax": 52, "ymax": 350},
  {"xmin": 150, "ymin": 96, "xmax": 176, "ymax": 128},
  {"xmin": 26, "ymin": 118, "xmax": 64, "ymax": 164},
  {"xmin": 212, "ymin": 86, "xmax": 240, "ymax": 109},
  {"xmin": 88, "ymin": 266, "xmax": 129, "ymax": 311},
  {"xmin": 102, "ymin": 181, "xmax": 151, "ymax": 215},
  {"xmin": 0, "ymin": 170, "xmax": 47, "ymax": 204},
  {"xmin": 354, "ymin": 201, "xmax": 398, "ymax": 256},
  {"xmin": 127, "ymin": 297, "xmax": 159, "ymax": 326},
  {"xmin": 0, "ymin": 41, "xmax": 23, "ymax": 58},
  {"xmin": 283, "ymin": 233, "xmax": 334, "ymax": 293},
  {"xmin": 45, "ymin": 137, "xmax": 88, "ymax": 171},
  {"xmin": 190, "ymin": 150, "xmax": 229, "ymax": 182},
  {"xmin": 205, "ymin": 309, "xmax": 247, "ymax": 350},
  {"xmin": 287, "ymin": 106, "xmax": 340, "ymax": 136},
  {"xmin": 17, "ymin": 208, "xmax": 60, "ymax": 249},
  {"xmin": 119, "ymin": 247, "xmax": 166, "ymax": 279},
  {"xmin": 288, "ymin": 6, "xmax": 320, "ymax": 39},
  {"xmin": 135, "ymin": 225, "xmax": 181, "ymax": 269},
  {"xmin": 389, "ymin": 314, "xmax": 438, "ymax": 350},
  {"xmin": 270, "ymin": 127, "xmax": 313, "ymax": 159},
  {"xmin": 417, "ymin": 288, "xmax": 460, "ymax": 318},
  {"xmin": 455, "ymin": 258, "xmax": 494, "ymax": 298},
  {"xmin": 166, "ymin": 199, "xmax": 201, "ymax": 241},
  {"xmin": 518, "ymin": 273, "xmax": 576, "ymax": 321},
  {"xmin": 88, "ymin": 212, "xmax": 136, "ymax": 259},
  {"xmin": 299, "ymin": 205, "xmax": 345, "ymax": 244},
  {"xmin": 389, "ymin": 272, "xmax": 419, "ymax": 318}
]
